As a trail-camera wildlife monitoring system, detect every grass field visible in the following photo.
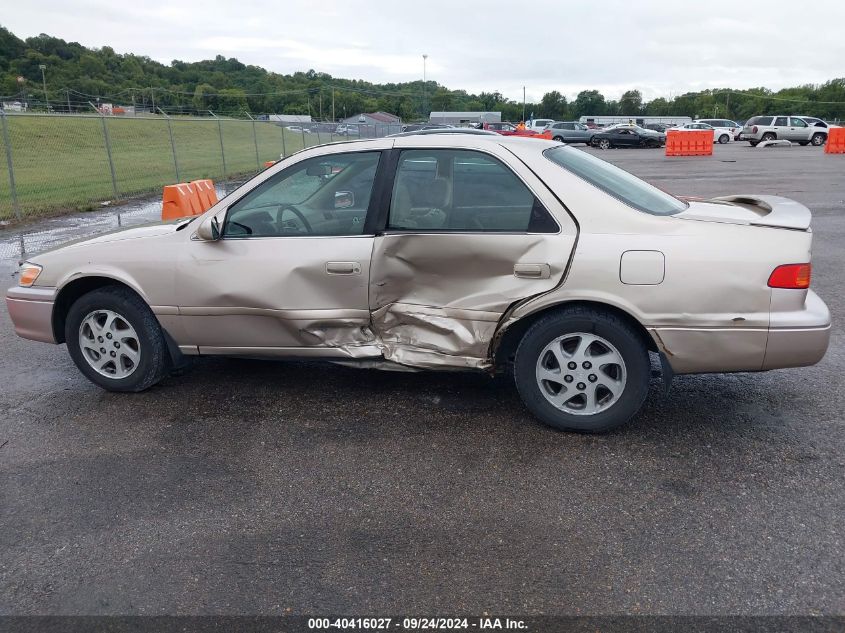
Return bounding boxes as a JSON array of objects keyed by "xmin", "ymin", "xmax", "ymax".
[{"xmin": 0, "ymin": 114, "xmax": 330, "ymax": 223}]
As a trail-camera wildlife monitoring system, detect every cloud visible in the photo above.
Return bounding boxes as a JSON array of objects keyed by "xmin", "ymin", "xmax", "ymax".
[{"xmin": 4, "ymin": 0, "xmax": 845, "ymax": 102}]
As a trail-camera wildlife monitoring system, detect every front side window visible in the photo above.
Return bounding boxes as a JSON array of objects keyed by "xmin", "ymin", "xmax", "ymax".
[
  {"xmin": 388, "ymin": 149, "xmax": 558, "ymax": 232},
  {"xmin": 224, "ymin": 152, "xmax": 380, "ymax": 237},
  {"xmin": 544, "ymin": 145, "xmax": 687, "ymax": 216},
  {"xmin": 790, "ymin": 117, "xmax": 808, "ymax": 127}
]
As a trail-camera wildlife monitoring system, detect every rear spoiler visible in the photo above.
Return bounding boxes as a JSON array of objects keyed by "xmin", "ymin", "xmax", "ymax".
[{"xmin": 678, "ymin": 195, "xmax": 812, "ymax": 230}]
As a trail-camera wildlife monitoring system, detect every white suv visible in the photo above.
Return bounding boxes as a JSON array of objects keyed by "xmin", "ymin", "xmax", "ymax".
[{"xmin": 741, "ymin": 115, "xmax": 827, "ymax": 147}]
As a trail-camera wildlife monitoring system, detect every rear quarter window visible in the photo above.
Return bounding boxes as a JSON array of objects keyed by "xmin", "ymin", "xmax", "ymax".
[{"xmin": 748, "ymin": 116, "xmax": 774, "ymax": 126}]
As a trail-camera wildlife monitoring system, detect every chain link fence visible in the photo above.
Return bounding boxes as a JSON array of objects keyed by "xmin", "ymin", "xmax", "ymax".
[{"xmin": 0, "ymin": 112, "xmax": 403, "ymax": 224}]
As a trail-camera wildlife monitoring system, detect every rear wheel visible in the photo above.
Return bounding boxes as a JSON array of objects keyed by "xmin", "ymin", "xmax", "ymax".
[
  {"xmin": 553, "ymin": 135, "xmax": 564, "ymax": 142},
  {"xmin": 811, "ymin": 133, "xmax": 826, "ymax": 146},
  {"xmin": 718, "ymin": 134, "xmax": 730, "ymax": 144},
  {"xmin": 65, "ymin": 286, "xmax": 170, "ymax": 392},
  {"xmin": 514, "ymin": 307, "xmax": 651, "ymax": 433},
  {"xmin": 761, "ymin": 132, "xmax": 776, "ymax": 142}
]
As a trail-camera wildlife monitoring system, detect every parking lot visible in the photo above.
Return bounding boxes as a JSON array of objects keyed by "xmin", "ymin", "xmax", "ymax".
[{"xmin": 1, "ymin": 142, "xmax": 843, "ymax": 615}]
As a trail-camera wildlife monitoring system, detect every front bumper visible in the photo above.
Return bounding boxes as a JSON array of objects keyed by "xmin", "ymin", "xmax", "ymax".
[{"xmin": 5, "ymin": 285, "xmax": 57, "ymax": 343}]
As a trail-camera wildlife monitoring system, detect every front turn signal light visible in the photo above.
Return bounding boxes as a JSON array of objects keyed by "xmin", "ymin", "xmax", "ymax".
[
  {"xmin": 18, "ymin": 262, "xmax": 43, "ymax": 287},
  {"xmin": 768, "ymin": 263, "xmax": 811, "ymax": 289}
]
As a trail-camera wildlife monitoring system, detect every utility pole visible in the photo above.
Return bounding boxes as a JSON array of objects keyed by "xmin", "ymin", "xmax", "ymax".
[
  {"xmin": 522, "ymin": 86, "xmax": 526, "ymax": 123},
  {"xmin": 66, "ymin": 89, "xmax": 71, "ymax": 114},
  {"xmin": 319, "ymin": 91, "xmax": 322, "ymax": 120},
  {"xmin": 38, "ymin": 64, "xmax": 48, "ymax": 109},
  {"xmin": 332, "ymin": 89, "xmax": 335, "ymax": 122},
  {"xmin": 422, "ymin": 54, "xmax": 428, "ymax": 120},
  {"xmin": 150, "ymin": 87, "xmax": 155, "ymax": 114}
]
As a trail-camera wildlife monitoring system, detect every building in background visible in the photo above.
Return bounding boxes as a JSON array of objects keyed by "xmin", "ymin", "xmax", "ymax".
[
  {"xmin": 578, "ymin": 115, "xmax": 692, "ymax": 127},
  {"xmin": 429, "ymin": 111, "xmax": 501, "ymax": 126}
]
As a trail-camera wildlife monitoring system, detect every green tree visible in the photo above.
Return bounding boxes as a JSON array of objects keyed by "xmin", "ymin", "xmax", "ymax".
[
  {"xmin": 539, "ymin": 90, "xmax": 568, "ymax": 119},
  {"xmin": 571, "ymin": 90, "xmax": 607, "ymax": 118},
  {"xmin": 618, "ymin": 89, "xmax": 642, "ymax": 114}
]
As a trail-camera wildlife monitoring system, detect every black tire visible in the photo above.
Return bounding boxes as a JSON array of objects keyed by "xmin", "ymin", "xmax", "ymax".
[
  {"xmin": 811, "ymin": 133, "xmax": 826, "ymax": 146},
  {"xmin": 749, "ymin": 140, "xmax": 759, "ymax": 147},
  {"xmin": 718, "ymin": 134, "xmax": 730, "ymax": 144},
  {"xmin": 513, "ymin": 306, "xmax": 650, "ymax": 433},
  {"xmin": 761, "ymin": 132, "xmax": 776, "ymax": 142},
  {"xmin": 65, "ymin": 286, "xmax": 170, "ymax": 392},
  {"xmin": 553, "ymin": 136, "xmax": 564, "ymax": 142},
  {"xmin": 798, "ymin": 141, "xmax": 809, "ymax": 146}
]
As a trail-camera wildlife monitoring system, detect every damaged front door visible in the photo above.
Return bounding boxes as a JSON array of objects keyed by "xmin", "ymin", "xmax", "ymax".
[
  {"xmin": 178, "ymin": 150, "xmax": 384, "ymax": 358},
  {"xmin": 369, "ymin": 146, "xmax": 577, "ymax": 369}
]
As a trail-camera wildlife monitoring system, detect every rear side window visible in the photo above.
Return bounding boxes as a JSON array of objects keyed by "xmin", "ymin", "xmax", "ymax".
[
  {"xmin": 544, "ymin": 146, "xmax": 687, "ymax": 216},
  {"xmin": 389, "ymin": 149, "xmax": 558, "ymax": 232},
  {"xmin": 747, "ymin": 116, "xmax": 773, "ymax": 126}
]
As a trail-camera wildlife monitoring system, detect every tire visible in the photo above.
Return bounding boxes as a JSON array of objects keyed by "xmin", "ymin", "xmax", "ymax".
[
  {"xmin": 597, "ymin": 138, "xmax": 611, "ymax": 150},
  {"xmin": 811, "ymin": 133, "xmax": 826, "ymax": 146},
  {"xmin": 552, "ymin": 136, "xmax": 564, "ymax": 142},
  {"xmin": 513, "ymin": 306, "xmax": 650, "ymax": 433},
  {"xmin": 798, "ymin": 141, "xmax": 809, "ymax": 146},
  {"xmin": 761, "ymin": 132, "xmax": 776, "ymax": 142},
  {"xmin": 65, "ymin": 286, "xmax": 170, "ymax": 392},
  {"xmin": 749, "ymin": 140, "xmax": 759, "ymax": 147},
  {"xmin": 718, "ymin": 134, "xmax": 730, "ymax": 144}
]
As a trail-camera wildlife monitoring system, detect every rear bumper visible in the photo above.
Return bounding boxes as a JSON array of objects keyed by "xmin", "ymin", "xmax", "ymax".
[
  {"xmin": 650, "ymin": 290, "xmax": 831, "ymax": 374},
  {"xmin": 5, "ymin": 286, "xmax": 57, "ymax": 344},
  {"xmin": 763, "ymin": 290, "xmax": 831, "ymax": 370}
]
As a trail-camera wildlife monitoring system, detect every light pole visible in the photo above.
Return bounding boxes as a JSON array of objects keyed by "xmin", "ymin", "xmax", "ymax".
[
  {"xmin": 38, "ymin": 64, "xmax": 48, "ymax": 109},
  {"xmin": 522, "ymin": 86, "xmax": 526, "ymax": 123},
  {"xmin": 422, "ymin": 54, "xmax": 428, "ymax": 120}
]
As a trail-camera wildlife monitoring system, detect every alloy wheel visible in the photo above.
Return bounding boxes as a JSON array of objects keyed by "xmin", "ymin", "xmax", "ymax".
[
  {"xmin": 535, "ymin": 332, "xmax": 627, "ymax": 416},
  {"xmin": 78, "ymin": 309, "xmax": 141, "ymax": 379}
]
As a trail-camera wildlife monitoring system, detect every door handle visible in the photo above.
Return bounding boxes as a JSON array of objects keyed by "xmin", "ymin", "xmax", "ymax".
[
  {"xmin": 514, "ymin": 263, "xmax": 551, "ymax": 279},
  {"xmin": 326, "ymin": 261, "xmax": 361, "ymax": 275}
]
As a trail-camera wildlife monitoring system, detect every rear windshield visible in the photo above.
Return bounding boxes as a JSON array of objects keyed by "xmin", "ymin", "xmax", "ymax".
[
  {"xmin": 543, "ymin": 146, "xmax": 687, "ymax": 216},
  {"xmin": 747, "ymin": 116, "xmax": 773, "ymax": 126}
]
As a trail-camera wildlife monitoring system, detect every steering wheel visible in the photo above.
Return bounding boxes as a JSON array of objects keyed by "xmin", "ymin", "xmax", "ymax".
[{"xmin": 278, "ymin": 204, "xmax": 313, "ymax": 234}]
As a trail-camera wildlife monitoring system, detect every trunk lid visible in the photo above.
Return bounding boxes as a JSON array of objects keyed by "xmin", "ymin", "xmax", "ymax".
[{"xmin": 675, "ymin": 195, "xmax": 811, "ymax": 230}]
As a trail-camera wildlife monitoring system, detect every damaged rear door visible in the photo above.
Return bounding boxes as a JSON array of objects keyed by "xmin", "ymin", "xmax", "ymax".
[{"xmin": 369, "ymin": 143, "xmax": 577, "ymax": 369}]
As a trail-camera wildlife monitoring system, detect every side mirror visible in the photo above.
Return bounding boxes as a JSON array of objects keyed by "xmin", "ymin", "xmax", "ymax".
[
  {"xmin": 334, "ymin": 191, "xmax": 354, "ymax": 209},
  {"xmin": 196, "ymin": 211, "xmax": 224, "ymax": 241}
]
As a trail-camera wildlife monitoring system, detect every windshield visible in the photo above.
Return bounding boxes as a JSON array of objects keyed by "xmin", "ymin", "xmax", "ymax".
[{"xmin": 543, "ymin": 146, "xmax": 687, "ymax": 216}]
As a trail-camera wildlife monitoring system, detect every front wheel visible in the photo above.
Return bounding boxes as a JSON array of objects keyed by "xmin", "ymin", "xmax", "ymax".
[
  {"xmin": 65, "ymin": 286, "xmax": 170, "ymax": 392},
  {"xmin": 718, "ymin": 134, "xmax": 730, "ymax": 144},
  {"xmin": 514, "ymin": 307, "xmax": 651, "ymax": 432},
  {"xmin": 811, "ymin": 133, "xmax": 826, "ymax": 146},
  {"xmin": 552, "ymin": 136, "xmax": 564, "ymax": 142},
  {"xmin": 597, "ymin": 138, "xmax": 611, "ymax": 150}
]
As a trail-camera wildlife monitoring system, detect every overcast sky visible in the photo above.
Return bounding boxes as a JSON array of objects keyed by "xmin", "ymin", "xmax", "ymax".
[{"xmin": 5, "ymin": 0, "xmax": 845, "ymax": 102}]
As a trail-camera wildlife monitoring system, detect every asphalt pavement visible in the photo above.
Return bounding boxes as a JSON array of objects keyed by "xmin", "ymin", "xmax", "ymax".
[{"xmin": 1, "ymin": 142, "xmax": 843, "ymax": 616}]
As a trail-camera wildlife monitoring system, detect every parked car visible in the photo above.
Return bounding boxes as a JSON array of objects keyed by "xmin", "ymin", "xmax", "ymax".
[
  {"xmin": 285, "ymin": 125, "xmax": 305, "ymax": 133},
  {"xmin": 671, "ymin": 122, "xmax": 734, "ymax": 144},
  {"xmin": 796, "ymin": 116, "xmax": 838, "ymax": 130},
  {"xmin": 644, "ymin": 123, "xmax": 672, "ymax": 133},
  {"xmin": 526, "ymin": 118, "xmax": 555, "ymax": 133},
  {"xmin": 590, "ymin": 124, "xmax": 666, "ymax": 149},
  {"xmin": 546, "ymin": 121, "xmax": 595, "ymax": 145},
  {"xmin": 335, "ymin": 124, "xmax": 359, "ymax": 136},
  {"xmin": 6, "ymin": 136, "xmax": 830, "ymax": 433},
  {"xmin": 390, "ymin": 128, "xmax": 498, "ymax": 137},
  {"xmin": 484, "ymin": 122, "xmax": 538, "ymax": 136},
  {"xmin": 741, "ymin": 116, "xmax": 827, "ymax": 146},
  {"xmin": 696, "ymin": 118, "xmax": 742, "ymax": 140}
]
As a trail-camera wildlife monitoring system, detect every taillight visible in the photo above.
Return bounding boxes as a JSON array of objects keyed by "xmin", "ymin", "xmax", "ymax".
[
  {"xmin": 768, "ymin": 264, "xmax": 811, "ymax": 289},
  {"xmin": 752, "ymin": 126, "xmax": 758, "ymax": 133}
]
